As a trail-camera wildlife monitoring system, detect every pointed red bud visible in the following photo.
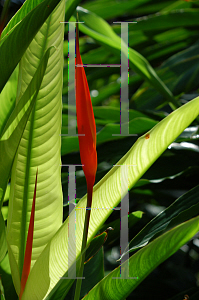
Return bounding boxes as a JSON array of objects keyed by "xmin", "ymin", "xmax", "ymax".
[{"xmin": 75, "ymin": 24, "xmax": 97, "ymax": 188}]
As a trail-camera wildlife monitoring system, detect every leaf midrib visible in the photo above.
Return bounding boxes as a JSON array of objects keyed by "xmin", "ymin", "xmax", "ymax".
[{"xmin": 18, "ymin": 14, "xmax": 52, "ymax": 279}]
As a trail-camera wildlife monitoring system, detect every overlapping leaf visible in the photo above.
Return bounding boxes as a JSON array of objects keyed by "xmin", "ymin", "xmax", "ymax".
[
  {"xmin": 6, "ymin": 0, "xmax": 65, "ymax": 295},
  {"xmin": 0, "ymin": 0, "xmax": 81, "ymax": 93},
  {"xmin": 83, "ymin": 216, "xmax": 199, "ymax": 300},
  {"xmin": 121, "ymin": 185, "xmax": 199, "ymax": 256},
  {"xmin": 0, "ymin": 47, "xmax": 51, "ymax": 206},
  {"xmin": 21, "ymin": 95, "xmax": 199, "ymax": 299}
]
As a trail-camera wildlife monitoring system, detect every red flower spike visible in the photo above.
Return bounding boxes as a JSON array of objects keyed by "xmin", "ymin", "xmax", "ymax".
[
  {"xmin": 75, "ymin": 23, "xmax": 97, "ymax": 189},
  {"xmin": 19, "ymin": 169, "xmax": 38, "ymax": 300}
]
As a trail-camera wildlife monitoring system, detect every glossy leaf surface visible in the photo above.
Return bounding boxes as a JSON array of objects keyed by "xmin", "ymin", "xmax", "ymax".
[
  {"xmin": 0, "ymin": 47, "xmax": 51, "ymax": 206},
  {"xmin": 83, "ymin": 216, "xmax": 199, "ymax": 299},
  {"xmin": 7, "ymin": 0, "xmax": 65, "ymax": 295},
  {"xmin": 22, "ymin": 96, "xmax": 199, "ymax": 299}
]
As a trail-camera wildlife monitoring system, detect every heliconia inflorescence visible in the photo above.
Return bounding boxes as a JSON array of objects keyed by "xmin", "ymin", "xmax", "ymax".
[
  {"xmin": 75, "ymin": 23, "xmax": 97, "ymax": 190},
  {"xmin": 74, "ymin": 21, "xmax": 98, "ymax": 300}
]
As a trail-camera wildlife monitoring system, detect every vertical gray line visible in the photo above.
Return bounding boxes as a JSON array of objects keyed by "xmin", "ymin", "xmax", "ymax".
[
  {"xmin": 112, "ymin": 22, "xmax": 137, "ymax": 137},
  {"xmin": 120, "ymin": 164, "xmax": 129, "ymax": 278},
  {"xmin": 68, "ymin": 165, "xmax": 77, "ymax": 278},
  {"xmin": 112, "ymin": 165, "xmax": 137, "ymax": 279},
  {"xmin": 68, "ymin": 22, "xmax": 76, "ymax": 136},
  {"xmin": 121, "ymin": 23, "xmax": 129, "ymax": 136}
]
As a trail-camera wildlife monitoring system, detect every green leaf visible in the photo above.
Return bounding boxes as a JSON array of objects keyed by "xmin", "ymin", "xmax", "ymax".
[
  {"xmin": 85, "ymin": 231, "xmax": 108, "ymax": 263},
  {"xmin": 100, "ymin": 211, "xmax": 143, "ymax": 245},
  {"xmin": 70, "ymin": 7, "xmax": 179, "ymax": 109},
  {"xmin": 82, "ymin": 0, "xmax": 150, "ymax": 19},
  {"xmin": 6, "ymin": 0, "xmax": 65, "ymax": 295},
  {"xmin": 0, "ymin": 66, "xmax": 18, "ymax": 137},
  {"xmin": 0, "ymin": 275, "xmax": 5, "ymax": 300},
  {"xmin": 134, "ymin": 9, "xmax": 199, "ymax": 31},
  {"xmin": 81, "ymin": 248, "xmax": 104, "ymax": 299},
  {"xmin": 0, "ymin": 0, "xmax": 81, "ymax": 93},
  {"xmin": 0, "ymin": 254, "xmax": 18, "ymax": 300},
  {"xmin": 122, "ymin": 185, "xmax": 199, "ymax": 257},
  {"xmin": 22, "ymin": 95, "xmax": 199, "ymax": 299},
  {"xmin": 133, "ymin": 40, "xmax": 199, "ymax": 110},
  {"xmin": 66, "ymin": 248, "xmax": 104, "ymax": 300},
  {"xmin": 83, "ymin": 216, "xmax": 199, "ymax": 300},
  {"xmin": 0, "ymin": 211, "xmax": 6, "ymax": 263},
  {"xmin": 0, "ymin": 47, "xmax": 51, "ymax": 206}
]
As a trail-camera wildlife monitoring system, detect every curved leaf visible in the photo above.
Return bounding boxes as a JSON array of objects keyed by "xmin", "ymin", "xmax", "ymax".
[
  {"xmin": 83, "ymin": 216, "xmax": 199, "ymax": 300},
  {"xmin": 121, "ymin": 185, "xmax": 199, "ymax": 256},
  {"xmin": 0, "ymin": 47, "xmax": 51, "ymax": 206},
  {"xmin": 134, "ymin": 9, "xmax": 199, "ymax": 31},
  {"xmin": 0, "ymin": 0, "xmax": 81, "ymax": 93},
  {"xmin": 7, "ymin": 0, "xmax": 65, "ymax": 294},
  {"xmin": 22, "ymin": 96, "xmax": 199, "ymax": 299}
]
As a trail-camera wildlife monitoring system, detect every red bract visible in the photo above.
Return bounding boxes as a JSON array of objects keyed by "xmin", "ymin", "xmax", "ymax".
[
  {"xmin": 75, "ymin": 24, "xmax": 97, "ymax": 188},
  {"xmin": 19, "ymin": 169, "xmax": 38, "ymax": 300}
]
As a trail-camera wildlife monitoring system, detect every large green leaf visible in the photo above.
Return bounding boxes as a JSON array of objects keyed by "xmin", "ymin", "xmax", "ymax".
[
  {"xmin": 22, "ymin": 96, "xmax": 199, "ymax": 299},
  {"xmin": 70, "ymin": 7, "xmax": 179, "ymax": 109},
  {"xmin": 0, "ymin": 47, "xmax": 51, "ymax": 206},
  {"xmin": 0, "ymin": 0, "xmax": 81, "ymax": 93},
  {"xmin": 83, "ymin": 216, "xmax": 199, "ymax": 300},
  {"xmin": 6, "ymin": 0, "xmax": 65, "ymax": 295}
]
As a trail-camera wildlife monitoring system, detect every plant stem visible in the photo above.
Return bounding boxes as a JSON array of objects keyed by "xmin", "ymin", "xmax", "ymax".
[{"xmin": 74, "ymin": 184, "xmax": 93, "ymax": 300}]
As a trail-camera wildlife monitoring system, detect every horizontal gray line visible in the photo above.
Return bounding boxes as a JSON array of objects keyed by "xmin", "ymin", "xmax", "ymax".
[
  {"xmin": 113, "ymin": 21, "xmax": 137, "ymax": 23},
  {"xmin": 76, "ymin": 207, "xmax": 121, "ymax": 210},
  {"xmin": 76, "ymin": 64, "xmax": 121, "ymax": 68}
]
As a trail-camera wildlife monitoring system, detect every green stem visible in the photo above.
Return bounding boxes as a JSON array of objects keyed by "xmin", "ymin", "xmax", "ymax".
[{"xmin": 74, "ymin": 184, "xmax": 93, "ymax": 300}]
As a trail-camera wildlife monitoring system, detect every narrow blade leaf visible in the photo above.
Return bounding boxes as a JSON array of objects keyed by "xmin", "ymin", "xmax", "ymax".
[{"xmin": 19, "ymin": 170, "xmax": 38, "ymax": 299}]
